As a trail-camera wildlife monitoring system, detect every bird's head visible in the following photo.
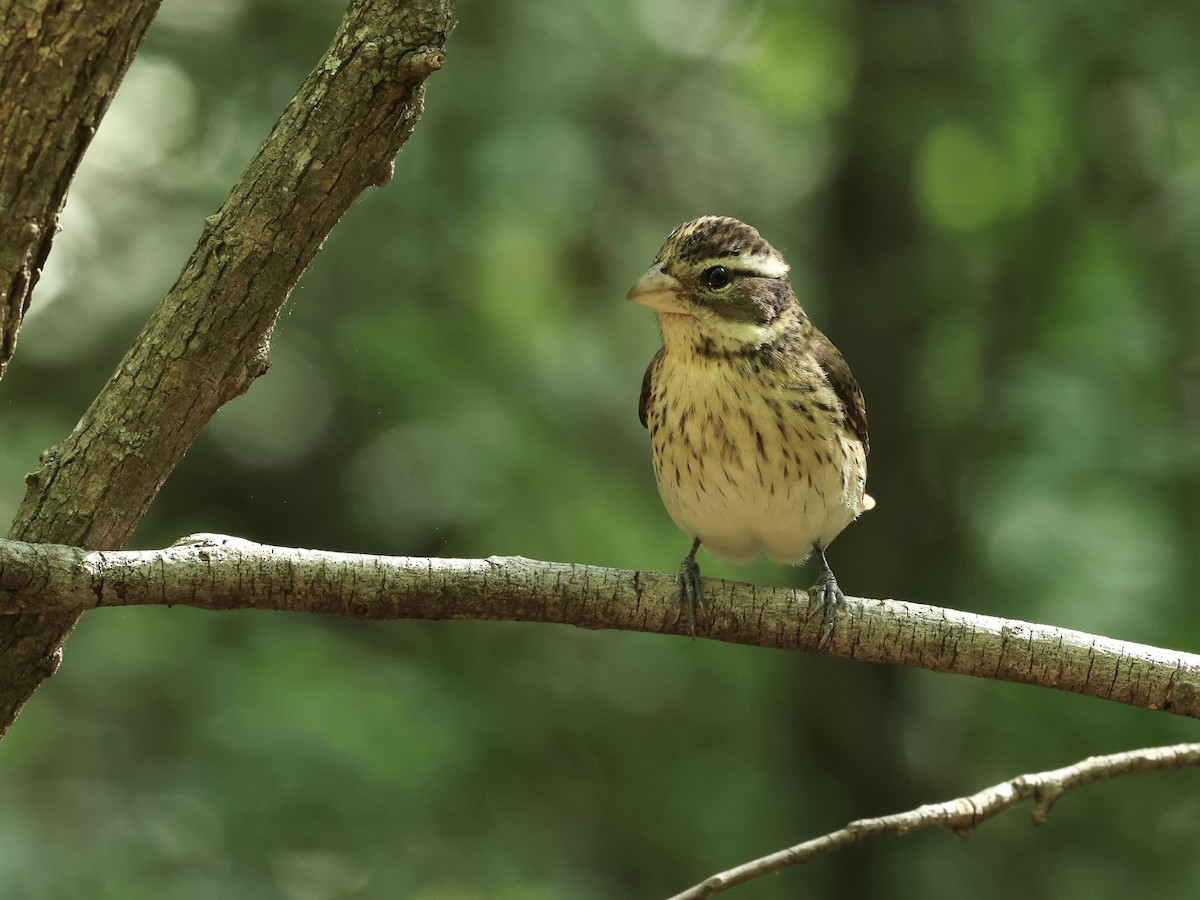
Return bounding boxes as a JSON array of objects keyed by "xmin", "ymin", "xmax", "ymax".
[{"xmin": 627, "ymin": 216, "xmax": 799, "ymax": 351}]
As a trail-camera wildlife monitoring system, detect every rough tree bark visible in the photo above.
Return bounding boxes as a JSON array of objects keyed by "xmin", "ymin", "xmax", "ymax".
[
  {"xmin": 0, "ymin": 0, "xmax": 455, "ymax": 736},
  {"xmin": 0, "ymin": 0, "xmax": 164, "ymax": 377}
]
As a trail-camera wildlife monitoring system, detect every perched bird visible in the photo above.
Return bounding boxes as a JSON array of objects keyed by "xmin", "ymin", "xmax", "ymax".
[{"xmin": 628, "ymin": 216, "xmax": 873, "ymax": 637}]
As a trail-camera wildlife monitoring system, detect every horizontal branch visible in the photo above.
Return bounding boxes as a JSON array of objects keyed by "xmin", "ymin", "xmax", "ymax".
[
  {"xmin": 669, "ymin": 741, "xmax": 1200, "ymax": 899},
  {"xmin": 2, "ymin": 535, "xmax": 1198, "ymax": 716}
]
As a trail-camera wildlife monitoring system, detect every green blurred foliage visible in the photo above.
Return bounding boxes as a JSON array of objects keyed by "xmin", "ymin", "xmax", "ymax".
[{"xmin": 2, "ymin": 0, "xmax": 1200, "ymax": 896}]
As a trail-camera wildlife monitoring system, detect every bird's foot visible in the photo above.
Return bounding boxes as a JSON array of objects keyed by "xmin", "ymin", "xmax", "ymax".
[
  {"xmin": 675, "ymin": 538, "xmax": 703, "ymax": 635},
  {"xmin": 809, "ymin": 545, "xmax": 843, "ymax": 647}
]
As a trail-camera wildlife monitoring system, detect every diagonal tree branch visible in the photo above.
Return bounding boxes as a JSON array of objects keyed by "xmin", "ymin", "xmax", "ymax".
[
  {"xmin": 0, "ymin": 0, "xmax": 164, "ymax": 378},
  {"xmin": 667, "ymin": 742, "xmax": 1200, "ymax": 899},
  {"xmin": 1, "ymin": 534, "xmax": 1198, "ymax": 718},
  {"xmin": 0, "ymin": 0, "xmax": 455, "ymax": 736}
]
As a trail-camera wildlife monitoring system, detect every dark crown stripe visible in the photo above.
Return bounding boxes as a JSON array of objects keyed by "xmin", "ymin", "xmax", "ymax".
[{"xmin": 660, "ymin": 216, "xmax": 788, "ymax": 277}]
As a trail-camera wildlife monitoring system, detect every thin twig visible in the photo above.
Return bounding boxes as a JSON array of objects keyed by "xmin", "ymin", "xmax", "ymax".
[{"xmin": 667, "ymin": 742, "xmax": 1200, "ymax": 899}]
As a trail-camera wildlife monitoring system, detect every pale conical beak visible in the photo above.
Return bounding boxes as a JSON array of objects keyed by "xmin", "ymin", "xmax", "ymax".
[{"xmin": 626, "ymin": 264, "xmax": 689, "ymax": 315}]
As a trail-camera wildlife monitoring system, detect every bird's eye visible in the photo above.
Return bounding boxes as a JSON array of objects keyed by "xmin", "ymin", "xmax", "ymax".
[{"xmin": 702, "ymin": 266, "xmax": 731, "ymax": 290}]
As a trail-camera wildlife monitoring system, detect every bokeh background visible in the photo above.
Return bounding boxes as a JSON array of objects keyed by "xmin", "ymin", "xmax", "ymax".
[{"xmin": 3, "ymin": 0, "xmax": 1200, "ymax": 897}]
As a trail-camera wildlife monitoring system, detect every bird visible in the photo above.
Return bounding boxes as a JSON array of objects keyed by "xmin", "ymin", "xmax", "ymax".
[{"xmin": 628, "ymin": 215, "xmax": 873, "ymax": 638}]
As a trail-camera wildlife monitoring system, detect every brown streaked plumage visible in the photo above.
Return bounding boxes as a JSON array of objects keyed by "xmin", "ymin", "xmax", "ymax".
[{"xmin": 628, "ymin": 216, "xmax": 873, "ymax": 637}]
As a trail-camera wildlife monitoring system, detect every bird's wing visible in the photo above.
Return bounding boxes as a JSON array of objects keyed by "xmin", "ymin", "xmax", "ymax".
[
  {"xmin": 812, "ymin": 332, "xmax": 870, "ymax": 455},
  {"xmin": 638, "ymin": 348, "xmax": 664, "ymax": 430}
]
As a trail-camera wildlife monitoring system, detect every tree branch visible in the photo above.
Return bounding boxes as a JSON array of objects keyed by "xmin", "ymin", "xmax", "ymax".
[
  {"xmin": 0, "ymin": 0, "xmax": 454, "ymax": 735},
  {"xmin": 2, "ymin": 535, "xmax": 1197, "ymax": 717},
  {"xmin": 0, "ymin": 0, "xmax": 164, "ymax": 378},
  {"xmin": 667, "ymin": 742, "xmax": 1200, "ymax": 899}
]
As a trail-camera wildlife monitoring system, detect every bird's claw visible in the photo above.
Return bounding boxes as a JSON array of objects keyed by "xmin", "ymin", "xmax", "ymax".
[
  {"xmin": 676, "ymin": 554, "xmax": 703, "ymax": 635},
  {"xmin": 811, "ymin": 559, "xmax": 844, "ymax": 647}
]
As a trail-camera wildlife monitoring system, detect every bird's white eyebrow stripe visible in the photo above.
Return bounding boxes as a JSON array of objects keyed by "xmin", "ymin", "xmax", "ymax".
[{"xmin": 700, "ymin": 254, "xmax": 790, "ymax": 279}]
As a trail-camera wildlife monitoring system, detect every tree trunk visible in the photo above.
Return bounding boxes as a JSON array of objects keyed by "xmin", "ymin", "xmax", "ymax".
[
  {"xmin": 0, "ymin": 0, "xmax": 163, "ymax": 377},
  {"xmin": 0, "ymin": 0, "xmax": 455, "ymax": 737}
]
